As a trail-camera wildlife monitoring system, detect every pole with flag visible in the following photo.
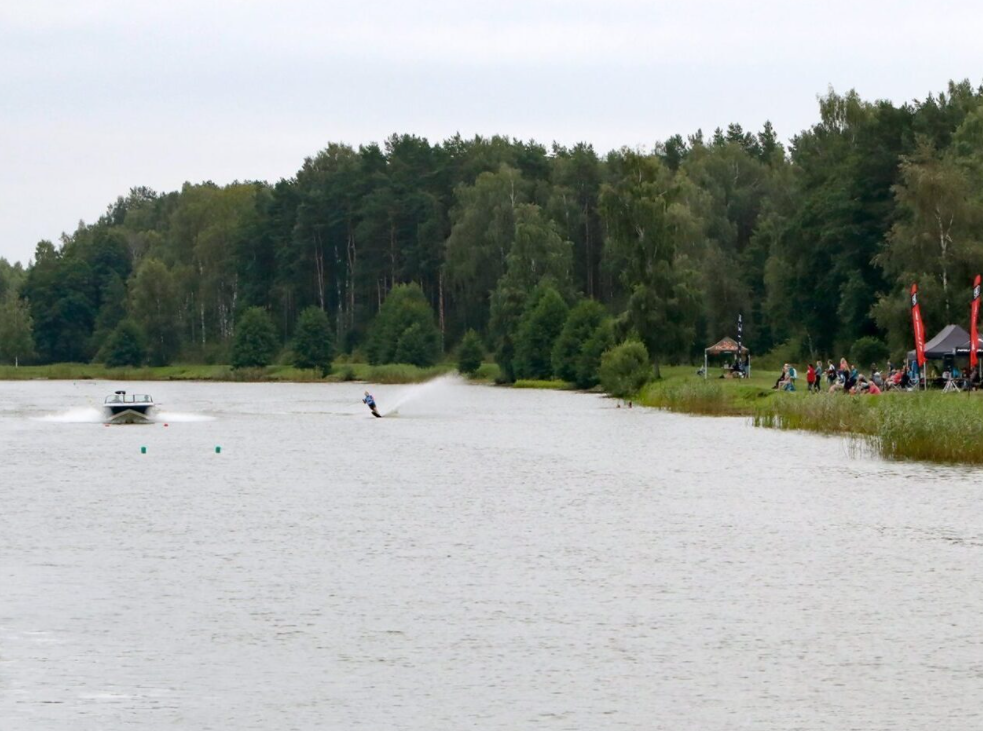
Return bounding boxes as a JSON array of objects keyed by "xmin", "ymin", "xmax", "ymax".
[
  {"xmin": 971, "ymin": 275, "xmax": 981, "ymax": 374},
  {"xmin": 910, "ymin": 283, "xmax": 927, "ymax": 388},
  {"xmin": 737, "ymin": 313, "xmax": 744, "ymax": 376}
]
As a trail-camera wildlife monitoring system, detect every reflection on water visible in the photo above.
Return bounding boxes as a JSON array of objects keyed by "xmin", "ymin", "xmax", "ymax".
[{"xmin": 2, "ymin": 379, "xmax": 982, "ymax": 730}]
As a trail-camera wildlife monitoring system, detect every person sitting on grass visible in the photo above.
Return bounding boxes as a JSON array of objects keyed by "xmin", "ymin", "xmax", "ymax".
[
  {"xmin": 872, "ymin": 369, "xmax": 884, "ymax": 389},
  {"xmin": 837, "ymin": 358, "xmax": 850, "ymax": 387},
  {"xmin": 843, "ymin": 364, "xmax": 858, "ymax": 393},
  {"xmin": 773, "ymin": 364, "xmax": 789, "ymax": 390},
  {"xmin": 784, "ymin": 363, "xmax": 797, "ymax": 391},
  {"xmin": 852, "ymin": 375, "xmax": 877, "ymax": 395}
]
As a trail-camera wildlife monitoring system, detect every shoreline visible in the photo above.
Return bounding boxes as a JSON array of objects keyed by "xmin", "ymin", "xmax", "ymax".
[
  {"xmin": 0, "ymin": 362, "xmax": 466, "ymax": 385},
  {"xmin": 6, "ymin": 363, "xmax": 982, "ymax": 465}
]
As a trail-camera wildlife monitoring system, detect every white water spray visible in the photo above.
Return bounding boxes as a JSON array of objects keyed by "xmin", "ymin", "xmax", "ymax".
[
  {"xmin": 381, "ymin": 373, "xmax": 465, "ymax": 417},
  {"xmin": 36, "ymin": 407, "xmax": 105, "ymax": 423}
]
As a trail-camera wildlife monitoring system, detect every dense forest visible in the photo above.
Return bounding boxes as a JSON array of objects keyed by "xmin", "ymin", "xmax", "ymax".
[{"xmin": 3, "ymin": 80, "xmax": 983, "ymax": 380}]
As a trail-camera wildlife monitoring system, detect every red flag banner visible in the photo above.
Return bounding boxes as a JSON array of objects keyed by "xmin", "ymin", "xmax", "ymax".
[
  {"xmin": 911, "ymin": 283, "xmax": 926, "ymax": 369},
  {"xmin": 971, "ymin": 275, "xmax": 981, "ymax": 370}
]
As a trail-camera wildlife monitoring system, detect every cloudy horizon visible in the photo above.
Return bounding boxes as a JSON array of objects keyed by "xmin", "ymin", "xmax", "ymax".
[{"xmin": 3, "ymin": 0, "xmax": 983, "ymax": 265}]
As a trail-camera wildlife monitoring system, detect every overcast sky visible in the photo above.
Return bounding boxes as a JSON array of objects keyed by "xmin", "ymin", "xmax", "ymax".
[{"xmin": 2, "ymin": 0, "xmax": 982, "ymax": 265}]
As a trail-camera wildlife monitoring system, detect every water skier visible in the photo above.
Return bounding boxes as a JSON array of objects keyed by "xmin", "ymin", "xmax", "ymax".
[{"xmin": 363, "ymin": 390, "xmax": 382, "ymax": 418}]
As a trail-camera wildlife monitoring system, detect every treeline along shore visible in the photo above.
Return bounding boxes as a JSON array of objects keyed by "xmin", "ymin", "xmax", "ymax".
[{"xmin": 4, "ymin": 79, "xmax": 983, "ymax": 463}]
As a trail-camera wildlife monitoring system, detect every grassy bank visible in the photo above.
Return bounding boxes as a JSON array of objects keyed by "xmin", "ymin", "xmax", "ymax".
[
  {"xmin": 638, "ymin": 366, "xmax": 782, "ymax": 414},
  {"xmin": 512, "ymin": 378, "xmax": 573, "ymax": 390},
  {"xmin": 0, "ymin": 361, "xmax": 458, "ymax": 384},
  {"xmin": 638, "ymin": 366, "xmax": 983, "ymax": 465}
]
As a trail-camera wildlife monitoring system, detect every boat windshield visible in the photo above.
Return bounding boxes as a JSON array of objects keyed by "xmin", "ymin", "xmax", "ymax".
[{"xmin": 104, "ymin": 394, "xmax": 153, "ymax": 404}]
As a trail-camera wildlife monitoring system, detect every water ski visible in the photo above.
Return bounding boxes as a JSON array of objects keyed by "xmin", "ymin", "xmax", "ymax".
[{"xmin": 371, "ymin": 407, "xmax": 382, "ymax": 418}]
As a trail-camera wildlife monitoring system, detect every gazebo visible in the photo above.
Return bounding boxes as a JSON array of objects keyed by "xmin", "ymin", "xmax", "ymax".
[
  {"xmin": 906, "ymin": 324, "xmax": 980, "ymax": 385},
  {"xmin": 703, "ymin": 337, "xmax": 750, "ymax": 379},
  {"xmin": 906, "ymin": 324, "xmax": 971, "ymax": 363}
]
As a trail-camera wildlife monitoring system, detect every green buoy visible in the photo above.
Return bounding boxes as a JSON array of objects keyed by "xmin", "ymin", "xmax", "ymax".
[
  {"xmin": 215, "ymin": 446, "xmax": 221, "ymax": 454},
  {"xmin": 140, "ymin": 446, "xmax": 147, "ymax": 454}
]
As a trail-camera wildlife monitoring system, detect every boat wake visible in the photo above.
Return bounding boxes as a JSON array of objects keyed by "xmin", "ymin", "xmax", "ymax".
[
  {"xmin": 35, "ymin": 408, "xmax": 214, "ymax": 423},
  {"xmin": 151, "ymin": 411, "xmax": 215, "ymax": 423}
]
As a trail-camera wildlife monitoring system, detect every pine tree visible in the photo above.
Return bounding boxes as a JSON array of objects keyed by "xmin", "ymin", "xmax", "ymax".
[
  {"xmin": 232, "ymin": 307, "xmax": 278, "ymax": 369},
  {"xmin": 514, "ymin": 286, "xmax": 568, "ymax": 380},
  {"xmin": 394, "ymin": 323, "xmax": 433, "ymax": 366},
  {"xmin": 103, "ymin": 320, "xmax": 146, "ymax": 367},
  {"xmin": 551, "ymin": 299, "xmax": 607, "ymax": 383},
  {"xmin": 367, "ymin": 283, "xmax": 441, "ymax": 366},
  {"xmin": 292, "ymin": 306, "xmax": 334, "ymax": 375},
  {"xmin": 575, "ymin": 319, "xmax": 614, "ymax": 389}
]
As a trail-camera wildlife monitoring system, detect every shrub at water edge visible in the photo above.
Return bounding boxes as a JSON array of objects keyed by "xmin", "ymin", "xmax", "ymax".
[
  {"xmin": 457, "ymin": 329, "xmax": 484, "ymax": 376},
  {"xmin": 599, "ymin": 340, "xmax": 652, "ymax": 398}
]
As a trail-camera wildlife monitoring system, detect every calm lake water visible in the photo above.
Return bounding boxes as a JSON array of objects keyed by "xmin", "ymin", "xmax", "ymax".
[{"xmin": 1, "ymin": 378, "xmax": 982, "ymax": 730}]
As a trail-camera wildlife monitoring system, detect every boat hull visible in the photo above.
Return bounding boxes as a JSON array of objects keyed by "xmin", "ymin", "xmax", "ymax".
[{"xmin": 105, "ymin": 407, "xmax": 154, "ymax": 424}]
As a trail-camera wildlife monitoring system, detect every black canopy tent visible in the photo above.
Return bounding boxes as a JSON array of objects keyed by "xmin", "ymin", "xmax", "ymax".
[
  {"xmin": 906, "ymin": 324, "xmax": 972, "ymax": 363},
  {"xmin": 703, "ymin": 337, "xmax": 750, "ymax": 379},
  {"xmin": 953, "ymin": 334, "xmax": 983, "ymax": 359}
]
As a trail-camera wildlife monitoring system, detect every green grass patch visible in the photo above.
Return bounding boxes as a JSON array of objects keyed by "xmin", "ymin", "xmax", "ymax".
[
  {"xmin": 641, "ymin": 378, "xmax": 737, "ymax": 415},
  {"xmin": 639, "ymin": 366, "xmax": 781, "ymax": 415},
  {"xmin": 874, "ymin": 393, "xmax": 983, "ymax": 464},
  {"xmin": 512, "ymin": 379, "xmax": 572, "ymax": 390},
  {"xmin": 0, "ymin": 363, "xmax": 235, "ymax": 381},
  {"xmin": 324, "ymin": 362, "xmax": 455, "ymax": 384},
  {"xmin": 639, "ymin": 365, "xmax": 983, "ymax": 464},
  {"xmin": 751, "ymin": 393, "xmax": 880, "ymax": 435},
  {"xmin": 472, "ymin": 362, "xmax": 501, "ymax": 383}
]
